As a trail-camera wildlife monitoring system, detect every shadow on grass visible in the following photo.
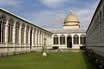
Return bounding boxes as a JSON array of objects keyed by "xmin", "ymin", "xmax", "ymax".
[{"xmin": 81, "ymin": 52, "xmax": 93, "ymax": 69}]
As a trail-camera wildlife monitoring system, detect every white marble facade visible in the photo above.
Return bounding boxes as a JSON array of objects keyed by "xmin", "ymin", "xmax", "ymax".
[
  {"xmin": 50, "ymin": 10, "xmax": 86, "ymax": 49},
  {"xmin": 86, "ymin": 0, "xmax": 104, "ymax": 57},
  {"xmin": 50, "ymin": 29, "xmax": 86, "ymax": 49}
]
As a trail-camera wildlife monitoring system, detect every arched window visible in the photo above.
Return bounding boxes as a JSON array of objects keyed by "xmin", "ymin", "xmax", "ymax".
[
  {"xmin": 21, "ymin": 24, "xmax": 25, "ymax": 44},
  {"xmin": 15, "ymin": 22, "xmax": 20, "ymax": 44},
  {"xmin": 80, "ymin": 35, "xmax": 86, "ymax": 44},
  {"xmin": 74, "ymin": 35, "xmax": 79, "ymax": 44},
  {"xmin": 60, "ymin": 35, "xmax": 65, "ymax": 45},
  {"xmin": 8, "ymin": 18, "xmax": 14, "ymax": 43},
  {"xmin": 0, "ymin": 14, "xmax": 7, "ymax": 43},
  {"xmin": 53, "ymin": 35, "xmax": 58, "ymax": 45}
]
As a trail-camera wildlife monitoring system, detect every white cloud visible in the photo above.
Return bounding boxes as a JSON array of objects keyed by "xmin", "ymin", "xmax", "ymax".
[
  {"xmin": 75, "ymin": 9, "xmax": 94, "ymax": 29},
  {"xmin": 0, "ymin": 0, "xmax": 21, "ymax": 6},
  {"xmin": 40, "ymin": 0, "xmax": 74, "ymax": 8},
  {"xmin": 75, "ymin": 1, "xmax": 98, "ymax": 29},
  {"xmin": 29, "ymin": 5, "xmax": 96, "ymax": 29},
  {"xmin": 23, "ymin": 0, "xmax": 99, "ymax": 29},
  {"xmin": 30, "ymin": 10, "xmax": 66, "ymax": 29}
]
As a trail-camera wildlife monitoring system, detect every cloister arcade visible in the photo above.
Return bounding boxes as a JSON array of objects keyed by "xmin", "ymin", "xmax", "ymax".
[
  {"xmin": 52, "ymin": 34, "xmax": 86, "ymax": 49},
  {"xmin": 0, "ymin": 9, "xmax": 52, "ymax": 56},
  {"xmin": 0, "ymin": 8, "xmax": 86, "ymax": 56}
]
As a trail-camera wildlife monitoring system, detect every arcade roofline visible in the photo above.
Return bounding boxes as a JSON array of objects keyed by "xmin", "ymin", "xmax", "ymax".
[{"xmin": 0, "ymin": 8, "xmax": 53, "ymax": 34}]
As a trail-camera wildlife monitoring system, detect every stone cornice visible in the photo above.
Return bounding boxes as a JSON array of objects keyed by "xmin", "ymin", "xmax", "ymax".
[
  {"xmin": 64, "ymin": 24, "xmax": 80, "ymax": 26},
  {"xmin": 64, "ymin": 21, "xmax": 80, "ymax": 24}
]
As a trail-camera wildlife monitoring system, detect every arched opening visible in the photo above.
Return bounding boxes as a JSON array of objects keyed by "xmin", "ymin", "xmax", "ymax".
[
  {"xmin": 67, "ymin": 36, "xmax": 72, "ymax": 48},
  {"xmin": 21, "ymin": 24, "xmax": 25, "ymax": 44},
  {"xmin": 60, "ymin": 35, "xmax": 65, "ymax": 45},
  {"xmin": 0, "ymin": 14, "xmax": 7, "ymax": 43},
  {"xmin": 30, "ymin": 30, "xmax": 32, "ymax": 48},
  {"xmin": 74, "ymin": 35, "xmax": 79, "ymax": 44},
  {"xmin": 26, "ymin": 26, "xmax": 29, "ymax": 44},
  {"xmin": 80, "ymin": 35, "xmax": 86, "ymax": 44},
  {"xmin": 8, "ymin": 18, "xmax": 14, "ymax": 43},
  {"xmin": 53, "ymin": 35, "xmax": 58, "ymax": 45},
  {"xmin": 15, "ymin": 22, "xmax": 20, "ymax": 44}
]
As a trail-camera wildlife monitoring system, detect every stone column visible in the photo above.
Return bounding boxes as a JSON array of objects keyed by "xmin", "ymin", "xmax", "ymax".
[
  {"xmin": 48, "ymin": 35, "xmax": 50, "ymax": 45},
  {"xmin": 39, "ymin": 31, "xmax": 41, "ymax": 47},
  {"xmin": 41, "ymin": 32, "xmax": 43, "ymax": 47},
  {"xmin": 19, "ymin": 24, "xmax": 22, "ymax": 44},
  {"xmin": 49, "ymin": 35, "xmax": 52, "ymax": 48},
  {"xmin": 28, "ymin": 27, "xmax": 31, "ymax": 52},
  {"xmin": 12, "ymin": 20, "xmax": 16, "ymax": 54},
  {"xmin": 65, "ymin": 34, "xmax": 67, "ymax": 48},
  {"xmin": 40, "ymin": 31, "xmax": 42, "ymax": 47},
  {"xmin": 58, "ymin": 35, "xmax": 60, "ymax": 48},
  {"xmin": 43, "ymin": 32, "xmax": 45, "ymax": 46},
  {"xmin": 37, "ymin": 30, "xmax": 39, "ymax": 46},
  {"xmin": 19, "ymin": 24, "xmax": 22, "ymax": 53},
  {"xmin": 48, "ymin": 35, "xmax": 50, "ymax": 46},
  {"xmin": 24, "ymin": 24, "xmax": 27, "ymax": 52},
  {"xmin": 48, "ymin": 34, "xmax": 49, "ymax": 47},
  {"xmin": 32, "ymin": 28, "xmax": 34, "ymax": 49},
  {"xmin": 33, "ymin": 29, "xmax": 36, "ymax": 46},
  {"xmin": 52, "ymin": 35, "xmax": 54, "ymax": 46},
  {"xmin": 46, "ymin": 34, "xmax": 48, "ymax": 47},
  {"xmin": 12, "ymin": 21, "xmax": 16, "ymax": 44},
  {"xmin": 71, "ymin": 34, "xmax": 74, "ymax": 46},
  {"xmin": 37, "ymin": 31, "xmax": 40, "ymax": 46},
  {"xmin": 35, "ymin": 29, "xmax": 37, "ymax": 47},
  {"xmin": 5, "ymin": 18, "xmax": 9, "ymax": 55},
  {"xmin": 5, "ymin": 20, "xmax": 9, "ymax": 44},
  {"xmin": 79, "ymin": 34, "xmax": 81, "ymax": 45}
]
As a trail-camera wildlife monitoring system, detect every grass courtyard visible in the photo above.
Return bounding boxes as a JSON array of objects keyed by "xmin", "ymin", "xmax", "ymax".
[{"xmin": 0, "ymin": 52, "xmax": 92, "ymax": 69}]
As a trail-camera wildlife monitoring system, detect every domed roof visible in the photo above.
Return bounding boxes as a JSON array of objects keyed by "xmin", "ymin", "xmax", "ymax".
[{"xmin": 64, "ymin": 10, "xmax": 79, "ymax": 23}]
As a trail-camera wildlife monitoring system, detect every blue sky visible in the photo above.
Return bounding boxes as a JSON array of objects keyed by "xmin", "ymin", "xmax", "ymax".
[{"xmin": 0, "ymin": 0, "xmax": 99, "ymax": 29}]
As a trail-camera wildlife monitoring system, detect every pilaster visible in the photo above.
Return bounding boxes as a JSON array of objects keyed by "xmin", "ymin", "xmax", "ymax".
[
  {"xmin": 32, "ymin": 28, "xmax": 34, "ymax": 47},
  {"xmin": 5, "ymin": 18, "xmax": 9, "ymax": 55},
  {"xmin": 28, "ymin": 27, "xmax": 31, "ymax": 46},
  {"xmin": 12, "ymin": 20, "xmax": 16, "ymax": 44},
  {"xmin": 71, "ymin": 34, "xmax": 74, "ymax": 45},
  {"xmin": 65, "ymin": 34, "xmax": 67, "ymax": 46},
  {"xmin": 79, "ymin": 34, "xmax": 81, "ymax": 45},
  {"xmin": 5, "ymin": 18, "xmax": 9, "ymax": 44},
  {"xmin": 35, "ymin": 29, "xmax": 38, "ymax": 46},
  {"xmin": 19, "ymin": 24, "xmax": 22, "ymax": 45},
  {"xmin": 58, "ymin": 34, "xmax": 60, "ymax": 46},
  {"xmin": 24, "ymin": 24, "xmax": 27, "ymax": 45}
]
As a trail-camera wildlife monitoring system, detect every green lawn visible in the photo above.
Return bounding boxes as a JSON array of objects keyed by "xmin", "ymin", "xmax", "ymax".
[{"xmin": 0, "ymin": 52, "xmax": 92, "ymax": 69}]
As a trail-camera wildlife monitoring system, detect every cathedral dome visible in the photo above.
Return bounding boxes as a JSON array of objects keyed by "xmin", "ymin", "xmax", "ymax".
[{"xmin": 64, "ymin": 10, "xmax": 79, "ymax": 23}]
